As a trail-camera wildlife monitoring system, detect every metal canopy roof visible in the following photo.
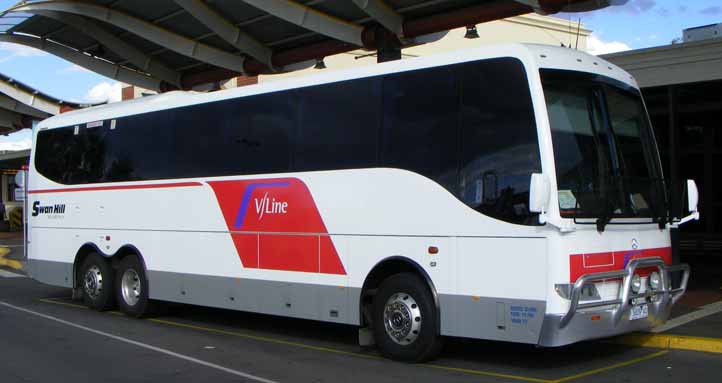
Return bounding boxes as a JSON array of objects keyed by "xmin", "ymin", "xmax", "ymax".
[
  {"xmin": 0, "ymin": 71, "xmax": 93, "ymax": 135},
  {"xmin": 0, "ymin": 0, "xmax": 621, "ymax": 91}
]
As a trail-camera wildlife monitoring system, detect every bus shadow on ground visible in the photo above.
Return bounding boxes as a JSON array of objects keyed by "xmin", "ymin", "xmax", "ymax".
[
  {"xmin": 438, "ymin": 337, "xmax": 645, "ymax": 373},
  {"xmin": 155, "ymin": 300, "xmax": 648, "ymax": 375}
]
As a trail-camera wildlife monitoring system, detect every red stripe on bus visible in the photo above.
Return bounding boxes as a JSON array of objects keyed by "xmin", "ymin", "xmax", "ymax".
[
  {"xmin": 569, "ymin": 247, "xmax": 671, "ymax": 283},
  {"xmin": 208, "ymin": 178, "xmax": 347, "ymax": 275},
  {"xmin": 28, "ymin": 182, "xmax": 203, "ymax": 194}
]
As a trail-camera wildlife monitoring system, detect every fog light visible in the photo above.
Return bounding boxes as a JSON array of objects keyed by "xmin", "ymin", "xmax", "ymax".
[
  {"xmin": 649, "ymin": 271, "xmax": 661, "ymax": 291},
  {"xmin": 631, "ymin": 274, "xmax": 642, "ymax": 293}
]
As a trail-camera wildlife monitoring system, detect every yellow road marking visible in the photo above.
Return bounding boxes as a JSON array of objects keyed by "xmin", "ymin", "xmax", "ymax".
[
  {"xmin": 38, "ymin": 298, "xmax": 86, "ymax": 309},
  {"xmin": 38, "ymin": 298, "xmax": 548, "ymax": 381},
  {"xmin": 424, "ymin": 364, "xmax": 553, "ymax": 383},
  {"xmin": 147, "ymin": 318, "xmax": 384, "ymax": 361},
  {"xmin": 38, "ymin": 298, "xmax": 382, "ymax": 359},
  {"xmin": 37, "ymin": 298, "xmax": 122, "ymax": 316},
  {"xmin": 613, "ymin": 333, "xmax": 722, "ymax": 354},
  {"xmin": 0, "ymin": 246, "xmax": 23, "ymax": 270},
  {"xmin": 36, "ymin": 297, "xmax": 675, "ymax": 383},
  {"xmin": 549, "ymin": 350, "xmax": 668, "ymax": 383}
]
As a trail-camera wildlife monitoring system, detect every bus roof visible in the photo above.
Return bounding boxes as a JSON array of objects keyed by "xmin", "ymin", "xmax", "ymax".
[{"xmin": 37, "ymin": 43, "xmax": 635, "ymax": 131}]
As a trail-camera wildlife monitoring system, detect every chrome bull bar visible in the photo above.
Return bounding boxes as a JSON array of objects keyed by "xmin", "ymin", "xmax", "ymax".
[{"xmin": 559, "ymin": 257, "xmax": 690, "ymax": 329}]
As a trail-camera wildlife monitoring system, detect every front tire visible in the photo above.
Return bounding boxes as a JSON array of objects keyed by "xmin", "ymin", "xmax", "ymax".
[
  {"xmin": 372, "ymin": 273, "xmax": 442, "ymax": 362},
  {"xmin": 80, "ymin": 253, "xmax": 116, "ymax": 311},
  {"xmin": 115, "ymin": 255, "xmax": 152, "ymax": 318}
]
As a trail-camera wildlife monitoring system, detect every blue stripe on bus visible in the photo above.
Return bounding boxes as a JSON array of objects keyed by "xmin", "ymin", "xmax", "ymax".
[{"xmin": 233, "ymin": 182, "xmax": 290, "ymax": 229}]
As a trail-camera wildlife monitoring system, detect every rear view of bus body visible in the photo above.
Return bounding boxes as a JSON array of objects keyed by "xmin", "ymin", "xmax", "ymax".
[{"xmin": 25, "ymin": 43, "xmax": 693, "ymax": 361}]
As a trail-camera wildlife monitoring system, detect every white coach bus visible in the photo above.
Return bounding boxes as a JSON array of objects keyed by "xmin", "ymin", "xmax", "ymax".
[{"xmin": 27, "ymin": 44, "xmax": 697, "ymax": 361}]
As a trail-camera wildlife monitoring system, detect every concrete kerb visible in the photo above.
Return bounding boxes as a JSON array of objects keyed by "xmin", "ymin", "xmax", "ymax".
[
  {"xmin": 610, "ymin": 299, "xmax": 722, "ymax": 354},
  {"xmin": 612, "ymin": 333, "xmax": 722, "ymax": 354}
]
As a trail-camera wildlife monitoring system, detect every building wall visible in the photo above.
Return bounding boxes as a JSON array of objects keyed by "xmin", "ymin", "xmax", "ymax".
[
  {"xmin": 260, "ymin": 14, "xmax": 589, "ymax": 83},
  {"xmin": 603, "ymin": 38, "xmax": 722, "ymax": 88}
]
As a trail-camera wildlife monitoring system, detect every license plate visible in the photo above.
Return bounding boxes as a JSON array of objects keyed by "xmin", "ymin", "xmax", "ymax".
[{"xmin": 630, "ymin": 304, "xmax": 649, "ymax": 320}]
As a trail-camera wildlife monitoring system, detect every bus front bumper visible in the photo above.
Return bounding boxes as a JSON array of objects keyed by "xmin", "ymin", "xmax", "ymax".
[{"xmin": 538, "ymin": 257, "xmax": 690, "ymax": 347}]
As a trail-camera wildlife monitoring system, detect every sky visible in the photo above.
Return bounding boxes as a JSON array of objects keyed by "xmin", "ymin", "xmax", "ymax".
[
  {"xmin": 560, "ymin": 0, "xmax": 722, "ymax": 55},
  {"xmin": 1, "ymin": 0, "xmax": 722, "ymax": 148}
]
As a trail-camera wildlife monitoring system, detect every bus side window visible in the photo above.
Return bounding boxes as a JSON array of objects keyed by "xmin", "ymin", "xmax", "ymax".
[
  {"xmin": 458, "ymin": 58, "xmax": 541, "ymax": 225},
  {"xmin": 380, "ymin": 66, "xmax": 459, "ymax": 195},
  {"xmin": 295, "ymin": 78, "xmax": 380, "ymax": 171},
  {"xmin": 35, "ymin": 128, "xmax": 77, "ymax": 184},
  {"xmin": 238, "ymin": 93, "xmax": 295, "ymax": 175}
]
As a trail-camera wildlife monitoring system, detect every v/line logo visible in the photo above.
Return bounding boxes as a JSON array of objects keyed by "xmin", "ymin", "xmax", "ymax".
[{"xmin": 254, "ymin": 192, "xmax": 288, "ymax": 220}]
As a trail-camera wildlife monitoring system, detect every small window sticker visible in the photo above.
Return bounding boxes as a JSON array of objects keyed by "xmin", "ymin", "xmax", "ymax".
[
  {"xmin": 558, "ymin": 190, "xmax": 577, "ymax": 210},
  {"xmin": 110, "ymin": 119, "xmax": 117, "ymax": 130},
  {"xmin": 630, "ymin": 193, "xmax": 649, "ymax": 211},
  {"xmin": 73, "ymin": 126, "xmax": 79, "ymax": 135},
  {"xmin": 86, "ymin": 120, "xmax": 103, "ymax": 128}
]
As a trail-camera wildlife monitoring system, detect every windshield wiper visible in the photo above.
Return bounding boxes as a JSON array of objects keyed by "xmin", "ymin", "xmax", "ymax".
[
  {"xmin": 595, "ymin": 202, "xmax": 612, "ymax": 232},
  {"xmin": 595, "ymin": 177, "xmax": 615, "ymax": 232}
]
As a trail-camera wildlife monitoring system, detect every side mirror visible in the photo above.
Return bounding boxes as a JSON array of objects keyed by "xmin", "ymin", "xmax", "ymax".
[
  {"xmin": 529, "ymin": 173, "xmax": 550, "ymax": 214},
  {"xmin": 673, "ymin": 179, "xmax": 700, "ymax": 227},
  {"xmin": 687, "ymin": 179, "xmax": 699, "ymax": 213},
  {"xmin": 14, "ymin": 170, "xmax": 25, "ymax": 188}
]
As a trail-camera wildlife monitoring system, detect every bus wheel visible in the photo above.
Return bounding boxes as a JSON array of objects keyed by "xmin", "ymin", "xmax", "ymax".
[
  {"xmin": 80, "ymin": 253, "xmax": 116, "ymax": 311},
  {"xmin": 115, "ymin": 255, "xmax": 151, "ymax": 318},
  {"xmin": 372, "ymin": 272, "xmax": 442, "ymax": 362}
]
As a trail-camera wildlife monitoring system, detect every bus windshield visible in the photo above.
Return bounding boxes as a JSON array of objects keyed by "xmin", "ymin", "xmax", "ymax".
[{"xmin": 541, "ymin": 69, "xmax": 666, "ymax": 227}]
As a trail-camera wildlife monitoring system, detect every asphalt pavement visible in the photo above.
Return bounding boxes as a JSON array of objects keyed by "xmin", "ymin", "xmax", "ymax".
[{"xmin": 2, "ymin": 269, "xmax": 722, "ymax": 383}]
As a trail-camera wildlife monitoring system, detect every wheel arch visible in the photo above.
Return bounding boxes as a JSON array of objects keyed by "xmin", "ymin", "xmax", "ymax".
[
  {"xmin": 359, "ymin": 256, "xmax": 440, "ymax": 330},
  {"xmin": 73, "ymin": 243, "xmax": 147, "ymax": 288}
]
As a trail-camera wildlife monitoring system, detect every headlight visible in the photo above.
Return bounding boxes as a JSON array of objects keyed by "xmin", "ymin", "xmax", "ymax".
[
  {"xmin": 631, "ymin": 274, "xmax": 642, "ymax": 293},
  {"xmin": 648, "ymin": 272, "xmax": 661, "ymax": 291}
]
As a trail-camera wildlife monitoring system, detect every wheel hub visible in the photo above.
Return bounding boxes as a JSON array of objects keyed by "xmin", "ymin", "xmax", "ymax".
[
  {"xmin": 83, "ymin": 265, "xmax": 103, "ymax": 299},
  {"xmin": 121, "ymin": 269, "xmax": 141, "ymax": 307},
  {"xmin": 383, "ymin": 292, "xmax": 422, "ymax": 345}
]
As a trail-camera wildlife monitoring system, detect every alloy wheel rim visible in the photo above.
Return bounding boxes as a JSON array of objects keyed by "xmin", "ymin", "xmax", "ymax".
[
  {"xmin": 121, "ymin": 269, "xmax": 141, "ymax": 306},
  {"xmin": 83, "ymin": 265, "xmax": 103, "ymax": 300},
  {"xmin": 383, "ymin": 292, "xmax": 422, "ymax": 345}
]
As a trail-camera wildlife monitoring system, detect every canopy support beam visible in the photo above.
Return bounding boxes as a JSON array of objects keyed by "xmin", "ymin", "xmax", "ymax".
[
  {"xmin": 0, "ymin": 34, "xmax": 163, "ymax": 92},
  {"xmin": 351, "ymin": 0, "xmax": 403, "ymax": 37},
  {"xmin": 28, "ymin": 10, "xmax": 182, "ymax": 87},
  {"xmin": 240, "ymin": 0, "xmax": 364, "ymax": 46},
  {"xmin": 8, "ymin": 1, "xmax": 248, "ymax": 75},
  {"xmin": 0, "ymin": 93, "xmax": 49, "ymax": 119},
  {"xmin": 175, "ymin": 0, "xmax": 274, "ymax": 69}
]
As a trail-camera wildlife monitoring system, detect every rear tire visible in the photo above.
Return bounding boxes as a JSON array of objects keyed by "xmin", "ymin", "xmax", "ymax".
[
  {"xmin": 115, "ymin": 255, "xmax": 153, "ymax": 318},
  {"xmin": 80, "ymin": 253, "xmax": 116, "ymax": 311},
  {"xmin": 372, "ymin": 272, "xmax": 443, "ymax": 362}
]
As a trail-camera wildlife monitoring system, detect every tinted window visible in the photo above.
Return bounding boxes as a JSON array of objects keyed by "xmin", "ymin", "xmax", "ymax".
[
  {"xmin": 239, "ymin": 92, "xmax": 296, "ymax": 174},
  {"xmin": 35, "ymin": 126, "xmax": 80, "ymax": 184},
  {"xmin": 296, "ymin": 78, "xmax": 380, "ymax": 171},
  {"xmin": 458, "ymin": 59, "xmax": 540, "ymax": 225},
  {"xmin": 36, "ymin": 91, "xmax": 297, "ymax": 183},
  {"xmin": 34, "ymin": 58, "xmax": 541, "ymax": 225},
  {"xmin": 381, "ymin": 65, "xmax": 459, "ymax": 194},
  {"xmin": 102, "ymin": 112, "xmax": 174, "ymax": 181},
  {"xmin": 162, "ymin": 92, "xmax": 296, "ymax": 178}
]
